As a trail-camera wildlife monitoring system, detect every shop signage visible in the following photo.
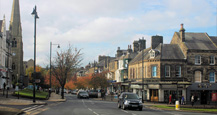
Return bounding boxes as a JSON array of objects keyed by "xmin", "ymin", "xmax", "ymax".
[
  {"xmin": 197, "ymin": 83, "xmax": 212, "ymax": 88},
  {"xmin": 212, "ymin": 93, "xmax": 217, "ymax": 102}
]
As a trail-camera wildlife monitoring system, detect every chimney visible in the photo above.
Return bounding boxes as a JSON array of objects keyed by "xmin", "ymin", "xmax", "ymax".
[
  {"xmin": 127, "ymin": 44, "xmax": 132, "ymax": 54},
  {"xmin": 179, "ymin": 23, "xmax": 185, "ymax": 42},
  {"xmin": 151, "ymin": 35, "xmax": 163, "ymax": 49}
]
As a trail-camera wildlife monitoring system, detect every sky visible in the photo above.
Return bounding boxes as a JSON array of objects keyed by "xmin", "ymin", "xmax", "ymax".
[{"xmin": 0, "ymin": 0, "xmax": 216, "ymax": 67}]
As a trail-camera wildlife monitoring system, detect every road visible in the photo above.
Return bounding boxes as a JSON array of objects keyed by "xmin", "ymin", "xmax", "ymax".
[{"xmin": 20, "ymin": 93, "xmax": 211, "ymax": 115}]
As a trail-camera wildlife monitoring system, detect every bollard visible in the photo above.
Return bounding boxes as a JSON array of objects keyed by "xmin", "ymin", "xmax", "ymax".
[{"xmin": 175, "ymin": 101, "xmax": 180, "ymax": 110}]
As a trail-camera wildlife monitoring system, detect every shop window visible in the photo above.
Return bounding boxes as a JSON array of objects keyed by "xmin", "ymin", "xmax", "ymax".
[
  {"xmin": 152, "ymin": 66, "xmax": 157, "ymax": 77},
  {"xmin": 210, "ymin": 56, "xmax": 215, "ymax": 65},
  {"xmin": 195, "ymin": 55, "xmax": 201, "ymax": 65},
  {"xmin": 209, "ymin": 72, "xmax": 215, "ymax": 83},
  {"xmin": 175, "ymin": 66, "xmax": 181, "ymax": 77},
  {"xmin": 165, "ymin": 65, "xmax": 170, "ymax": 77},
  {"xmin": 195, "ymin": 71, "xmax": 202, "ymax": 83}
]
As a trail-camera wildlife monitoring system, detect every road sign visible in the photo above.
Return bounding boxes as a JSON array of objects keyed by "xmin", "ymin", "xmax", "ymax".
[{"xmin": 35, "ymin": 79, "xmax": 41, "ymax": 83}]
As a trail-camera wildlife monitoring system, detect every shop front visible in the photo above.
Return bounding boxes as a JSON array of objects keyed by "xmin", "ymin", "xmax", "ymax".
[{"xmin": 187, "ymin": 83, "xmax": 217, "ymax": 105}]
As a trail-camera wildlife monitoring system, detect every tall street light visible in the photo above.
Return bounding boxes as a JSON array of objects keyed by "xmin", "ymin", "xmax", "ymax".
[
  {"xmin": 50, "ymin": 42, "xmax": 60, "ymax": 96},
  {"xmin": 31, "ymin": 5, "xmax": 39, "ymax": 103}
]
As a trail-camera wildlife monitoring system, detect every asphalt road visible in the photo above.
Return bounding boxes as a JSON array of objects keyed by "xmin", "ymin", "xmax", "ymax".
[{"xmin": 34, "ymin": 94, "xmax": 214, "ymax": 115}]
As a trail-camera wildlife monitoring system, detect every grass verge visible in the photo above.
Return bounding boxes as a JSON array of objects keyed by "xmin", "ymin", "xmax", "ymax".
[
  {"xmin": 14, "ymin": 89, "xmax": 48, "ymax": 99},
  {"xmin": 152, "ymin": 105, "xmax": 217, "ymax": 112}
]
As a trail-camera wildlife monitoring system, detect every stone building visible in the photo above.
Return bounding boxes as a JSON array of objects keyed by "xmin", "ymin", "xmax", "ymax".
[
  {"xmin": 9, "ymin": 0, "xmax": 24, "ymax": 85},
  {"xmin": 128, "ymin": 24, "xmax": 217, "ymax": 104},
  {"xmin": 0, "ymin": 16, "xmax": 13, "ymax": 89},
  {"xmin": 170, "ymin": 24, "xmax": 217, "ymax": 105}
]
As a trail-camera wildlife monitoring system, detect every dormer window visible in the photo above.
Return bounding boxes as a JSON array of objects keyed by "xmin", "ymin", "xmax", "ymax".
[
  {"xmin": 195, "ymin": 55, "xmax": 201, "ymax": 65},
  {"xmin": 150, "ymin": 52, "xmax": 155, "ymax": 58},
  {"xmin": 149, "ymin": 49, "xmax": 159, "ymax": 58}
]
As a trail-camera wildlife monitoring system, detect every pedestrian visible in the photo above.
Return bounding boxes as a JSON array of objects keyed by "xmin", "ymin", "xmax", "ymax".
[
  {"xmin": 101, "ymin": 89, "xmax": 105, "ymax": 100},
  {"xmin": 169, "ymin": 94, "xmax": 172, "ymax": 104},
  {"xmin": 3, "ymin": 82, "xmax": 6, "ymax": 90},
  {"xmin": 181, "ymin": 95, "xmax": 185, "ymax": 105},
  {"xmin": 191, "ymin": 95, "xmax": 194, "ymax": 107}
]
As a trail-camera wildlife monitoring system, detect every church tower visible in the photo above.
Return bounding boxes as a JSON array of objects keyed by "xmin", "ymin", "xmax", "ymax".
[{"xmin": 9, "ymin": 0, "xmax": 24, "ymax": 83}]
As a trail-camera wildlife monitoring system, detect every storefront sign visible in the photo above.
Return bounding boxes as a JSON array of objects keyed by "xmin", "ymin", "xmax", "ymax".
[{"xmin": 212, "ymin": 93, "xmax": 217, "ymax": 101}]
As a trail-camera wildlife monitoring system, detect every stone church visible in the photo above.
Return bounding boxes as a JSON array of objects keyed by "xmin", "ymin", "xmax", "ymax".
[{"xmin": 9, "ymin": 0, "xmax": 24, "ymax": 85}]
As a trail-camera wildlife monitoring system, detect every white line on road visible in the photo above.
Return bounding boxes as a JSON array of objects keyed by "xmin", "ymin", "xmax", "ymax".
[
  {"xmin": 24, "ymin": 105, "xmax": 44, "ymax": 112},
  {"xmin": 121, "ymin": 110, "xmax": 129, "ymax": 113},
  {"xmin": 93, "ymin": 111, "xmax": 99, "ymax": 115},
  {"xmin": 132, "ymin": 113, "xmax": 137, "ymax": 115},
  {"xmin": 88, "ymin": 108, "xmax": 93, "ymax": 111},
  {"xmin": 22, "ymin": 105, "xmax": 38, "ymax": 111}
]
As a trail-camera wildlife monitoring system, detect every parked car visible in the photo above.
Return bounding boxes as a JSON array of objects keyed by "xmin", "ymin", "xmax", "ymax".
[
  {"xmin": 71, "ymin": 90, "xmax": 78, "ymax": 95},
  {"xmin": 117, "ymin": 92, "xmax": 143, "ymax": 111},
  {"xmin": 77, "ymin": 91, "xmax": 89, "ymax": 99},
  {"xmin": 88, "ymin": 90, "xmax": 98, "ymax": 98}
]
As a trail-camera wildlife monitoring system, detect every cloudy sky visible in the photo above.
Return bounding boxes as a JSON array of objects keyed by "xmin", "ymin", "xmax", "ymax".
[{"xmin": 0, "ymin": 0, "xmax": 216, "ymax": 67}]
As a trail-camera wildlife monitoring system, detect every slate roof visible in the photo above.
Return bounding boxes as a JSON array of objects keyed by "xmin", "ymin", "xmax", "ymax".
[
  {"xmin": 129, "ymin": 44, "xmax": 185, "ymax": 65},
  {"xmin": 209, "ymin": 36, "xmax": 217, "ymax": 46},
  {"xmin": 160, "ymin": 44, "xmax": 185, "ymax": 59},
  {"xmin": 176, "ymin": 32, "xmax": 217, "ymax": 50}
]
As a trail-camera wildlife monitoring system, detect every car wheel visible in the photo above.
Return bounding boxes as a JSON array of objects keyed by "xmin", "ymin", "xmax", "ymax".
[
  {"xmin": 118, "ymin": 102, "xmax": 121, "ymax": 108},
  {"xmin": 122, "ymin": 104, "xmax": 126, "ymax": 110},
  {"xmin": 139, "ymin": 107, "xmax": 142, "ymax": 111}
]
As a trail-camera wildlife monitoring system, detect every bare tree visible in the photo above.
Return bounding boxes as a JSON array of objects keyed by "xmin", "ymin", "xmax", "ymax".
[{"xmin": 52, "ymin": 45, "xmax": 82, "ymax": 99}]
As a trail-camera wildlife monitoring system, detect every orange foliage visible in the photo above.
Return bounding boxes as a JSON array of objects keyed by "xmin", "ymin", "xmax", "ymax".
[
  {"xmin": 75, "ymin": 74, "xmax": 92, "ymax": 89},
  {"xmin": 44, "ymin": 70, "xmax": 60, "ymax": 88},
  {"xmin": 65, "ymin": 80, "xmax": 76, "ymax": 90}
]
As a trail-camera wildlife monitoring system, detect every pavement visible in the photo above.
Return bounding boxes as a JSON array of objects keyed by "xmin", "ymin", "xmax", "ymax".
[{"xmin": 0, "ymin": 89, "xmax": 66, "ymax": 115}]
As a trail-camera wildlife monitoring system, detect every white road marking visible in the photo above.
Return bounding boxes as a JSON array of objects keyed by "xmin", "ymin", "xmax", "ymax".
[
  {"xmin": 93, "ymin": 111, "xmax": 99, "ymax": 115},
  {"xmin": 88, "ymin": 108, "xmax": 93, "ymax": 111},
  {"xmin": 121, "ymin": 110, "xmax": 129, "ymax": 113},
  {"xmin": 22, "ymin": 105, "xmax": 38, "ymax": 111},
  {"xmin": 24, "ymin": 105, "xmax": 44, "ymax": 112},
  {"xmin": 132, "ymin": 113, "xmax": 137, "ymax": 115}
]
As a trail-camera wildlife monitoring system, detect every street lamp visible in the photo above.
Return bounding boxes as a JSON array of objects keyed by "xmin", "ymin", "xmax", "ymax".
[
  {"xmin": 50, "ymin": 42, "xmax": 60, "ymax": 96},
  {"xmin": 139, "ymin": 39, "xmax": 144, "ymax": 102},
  {"xmin": 31, "ymin": 5, "xmax": 39, "ymax": 103}
]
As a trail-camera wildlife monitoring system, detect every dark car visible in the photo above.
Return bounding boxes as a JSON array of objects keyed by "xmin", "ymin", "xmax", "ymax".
[
  {"xmin": 117, "ymin": 92, "xmax": 143, "ymax": 111},
  {"xmin": 88, "ymin": 90, "xmax": 98, "ymax": 98},
  {"xmin": 77, "ymin": 91, "xmax": 89, "ymax": 99}
]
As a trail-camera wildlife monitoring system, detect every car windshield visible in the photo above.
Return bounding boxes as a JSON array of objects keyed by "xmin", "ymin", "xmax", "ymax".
[
  {"xmin": 125, "ymin": 94, "xmax": 139, "ymax": 99},
  {"xmin": 80, "ymin": 92, "xmax": 88, "ymax": 95}
]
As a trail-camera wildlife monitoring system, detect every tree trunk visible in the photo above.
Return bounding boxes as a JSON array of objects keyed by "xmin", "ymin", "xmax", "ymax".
[{"xmin": 61, "ymin": 86, "xmax": 64, "ymax": 99}]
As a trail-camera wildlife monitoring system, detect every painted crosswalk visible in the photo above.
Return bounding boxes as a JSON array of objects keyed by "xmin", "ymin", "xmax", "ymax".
[{"xmin": 21, "ymin": 105, "xmax": 47, "ymax": 115}]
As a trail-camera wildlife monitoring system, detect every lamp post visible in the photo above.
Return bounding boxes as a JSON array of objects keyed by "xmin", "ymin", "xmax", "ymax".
[
  {"xmin": 31, "ymin": 5, "xmax": 39, "ymax": 103},
  {"xmin": 50, "ymin": 42, "xmax": 60, "ymax": 96},
  {"xmin": 139, "ymin": 39, "xmax": 144, "ymax": 102}
]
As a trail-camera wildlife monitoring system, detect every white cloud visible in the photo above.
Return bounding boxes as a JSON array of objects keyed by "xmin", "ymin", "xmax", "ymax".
[{"xmin": 0, "ymin": 0, "xmax": 216, "ymax": 67}]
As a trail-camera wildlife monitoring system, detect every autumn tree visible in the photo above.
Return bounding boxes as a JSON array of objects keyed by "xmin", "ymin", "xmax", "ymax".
[
  {"xmin": 52, "ymin": 45, "xmax": 82, "ymax": 99},
  {"xmin": 90, "ymin": 72, "xmax": 109, "ymax": 89},
  {"xmin": 25, "ymin": 66, "xmax": 46, "ymax": 83},
  {"xmin": 75, "ymin": 75, "xmax": 92, "ymax": 89}
]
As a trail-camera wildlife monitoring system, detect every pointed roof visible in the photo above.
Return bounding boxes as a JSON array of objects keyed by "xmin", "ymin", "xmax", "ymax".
[{"xmin": 10, "ymin": 0, "xmax": 22, "ymax": 36}]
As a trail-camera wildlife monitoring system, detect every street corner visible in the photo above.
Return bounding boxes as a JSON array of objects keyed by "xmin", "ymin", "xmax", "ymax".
[{"xmin": 0, "ymin": 106, "xmax": 23, "ymax": 115}]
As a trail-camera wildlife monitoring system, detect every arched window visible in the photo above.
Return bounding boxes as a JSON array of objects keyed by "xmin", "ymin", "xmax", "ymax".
[{"xmin": 195, "ymin": 71, "xmax": 202, "ymax": 83}]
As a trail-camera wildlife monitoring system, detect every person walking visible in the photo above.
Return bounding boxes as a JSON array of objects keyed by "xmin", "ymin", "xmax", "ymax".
[
  {"xmin": 169, "ymin": 94, "xmax": 172, "ymax": 104},
  {"xmin": 191, "ymin": 95, "xmax": 194, "ymax": 107},
  {"xmin": 181, "ymin": 95, "xmax": 185, "ymax": 105}
]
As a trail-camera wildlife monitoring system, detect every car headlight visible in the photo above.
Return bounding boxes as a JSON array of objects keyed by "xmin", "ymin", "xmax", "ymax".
[
  {"xmin": 124, "ymin": 100, "xmax": 130, "ymax": 104},
  {"xmin": 139, "ymin": 100, "xmax": 142, "ymax": 104}
]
